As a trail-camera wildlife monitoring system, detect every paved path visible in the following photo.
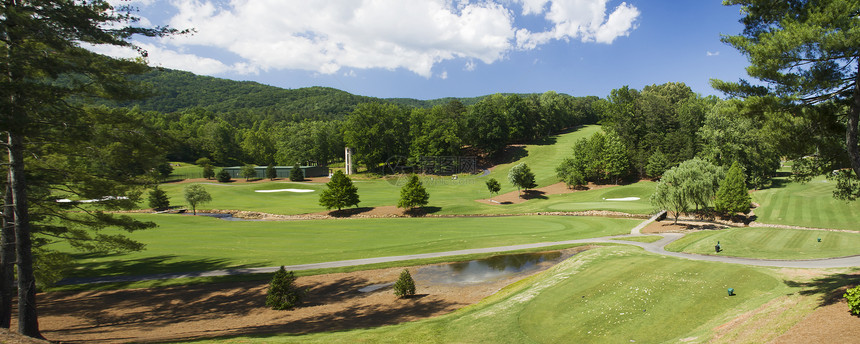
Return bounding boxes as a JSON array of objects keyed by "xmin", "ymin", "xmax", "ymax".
[{"xmin": 58, "ymin": 215, "xmax": 860, "ymax": 286}]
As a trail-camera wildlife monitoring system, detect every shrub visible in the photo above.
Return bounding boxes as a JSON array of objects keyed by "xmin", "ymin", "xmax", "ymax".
[
  {"xmin": 216, "ymin": 169, "xmax": 231, "ymax": 183},
  {"xmin": 845, "ymin": 285, "xmax": 860, "ymax": 315},
  {"xmin": 290, "ymin": 163, "xmax": 304, "ymax": 181},
  {"xmin": 266, "ymin": 266, "xmax": 306, "ymax": 310},
  {"xmin": 393, "ymin": 269, "xmax": 416, "ymax": 298}
]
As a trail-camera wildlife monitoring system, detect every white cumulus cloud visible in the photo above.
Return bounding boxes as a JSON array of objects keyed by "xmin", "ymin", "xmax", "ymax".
[{"xmin": 93, "ymin": 0, "xmax": 640, "ymax": 78}]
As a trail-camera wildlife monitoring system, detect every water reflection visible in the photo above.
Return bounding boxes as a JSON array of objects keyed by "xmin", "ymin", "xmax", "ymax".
[
  {"xmin": 415, "ymin": 251, "xmax": 569, "ymax": 285},
  {"xmin": 186, "ymin": 213, "xmax": 265, "ymax": 221}
]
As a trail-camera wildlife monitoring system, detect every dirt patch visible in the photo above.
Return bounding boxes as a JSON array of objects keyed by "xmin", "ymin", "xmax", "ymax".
[
  {"xmin": 38, "ymin": 247, "xmax": 588, "ymax": 343},
  {"xmin": 0, "ymin": 329, "xmax": 51, "ymax": 344},
  {"xmin": 476, "ymin": 182, "xmax": 617, "ymax": 205},
  {"xmin": 769, "ymin": 299, "xmax": 860, "ymax": 344}
]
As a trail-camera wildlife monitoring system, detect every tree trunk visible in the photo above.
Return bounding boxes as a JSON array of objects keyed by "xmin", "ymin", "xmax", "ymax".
[
  {"xmin": 847, "ymin": 58, "xmax": 860, "ymax": 179},
  {"xmin": 0, "ymin": 172, "xmax": 15, "ymax": 328},
  {"xmin": 7, "ymin": 134, "xmax": 42, "ymax": 339}
]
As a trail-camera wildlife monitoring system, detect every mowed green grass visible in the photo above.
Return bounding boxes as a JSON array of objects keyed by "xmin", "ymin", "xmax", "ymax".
[
  {"xmin": 149, "ymin": 125, "xmax": 660, "ymax": 216},
  {"xmin": 63, "ymin": 214, "xmax": 638, "ymax": 278},
  {"xmin": 752, "ymin": 175, "xmax": 860, "ymax": 230},
  {"xmin": 665, "ymin": 227, "xmax": 860, "ymax": 259},
  {"xmin": 186, "ymin": 247, "xmax": 790, "ymax": 344}
]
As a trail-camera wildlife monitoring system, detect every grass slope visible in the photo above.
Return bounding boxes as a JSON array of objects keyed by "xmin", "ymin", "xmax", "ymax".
[
  {"xmin": 186, "ymin": 247, "xmax": 792, "ymax": 343},
  {"xmin": 152, "ymin": 125, "xmax": 656, "ymax": 216},
  {"xmin": 665, "ymin": 227, "xmax": 860, "ymax": 259},
  {"xmin": 63, "ymin": 215, "xmax": 638, "ymax": 278},
  {"xmin": 752, "ymin": 175, "xmax": 860, "ymax": 230}
]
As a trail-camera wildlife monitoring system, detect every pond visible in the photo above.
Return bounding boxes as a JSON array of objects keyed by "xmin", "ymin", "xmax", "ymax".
[
  {"xmin": 186, "ymin": 213, "xmax": 265, "ymax": 221},
  {"xmin": 413, "ymin": 250, "xmax": 573, "ymax": 285}
]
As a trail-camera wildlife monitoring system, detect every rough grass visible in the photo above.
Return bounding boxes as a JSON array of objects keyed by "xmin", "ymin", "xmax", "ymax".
[
  {"xmin": 60, "ymin": 215, "xmax": 638, "ymax": 278},
  {"xmin": 752, "ymin": 175, "xmax": 860, "ymax": 230},
  {"xmin": 181, "ymin": 246, "xmax": 793, "ymax": 343},
  {"xmin": 665, "ymin": 227, "xmax": 860, "ymax": 259}
]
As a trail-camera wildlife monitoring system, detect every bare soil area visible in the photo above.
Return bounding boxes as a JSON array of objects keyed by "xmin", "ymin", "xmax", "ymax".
[
  {"xmin": 476, "ymin": 182, "xmax": 617, "ymax": 205},
  {"xmin": 770, "ymin": 299, "xmax": 860, "ymax": 344},
  {"xmin": 37, "ymin": 247, "xmax": 588, "ymax": 343}
]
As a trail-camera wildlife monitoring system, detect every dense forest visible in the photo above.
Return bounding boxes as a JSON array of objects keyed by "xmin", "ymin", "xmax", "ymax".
[
  {"xmin": 112, "ymin": 68, "xmax": 854, "ymax": 195},
  {"xmin": 116, "ymin": 68, "xmax": 603, "ymax": 169}
]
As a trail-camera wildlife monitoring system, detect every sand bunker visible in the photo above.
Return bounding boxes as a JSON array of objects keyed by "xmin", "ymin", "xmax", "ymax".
[
  {"xmin": 604, "ymin": 197, "xmax": 640, "ymax": 201},
  {"xmin": 254, "ymin": 189, "xmax": 315, "ymax": 193},
  {"xmin": 56, "ymin": 196, "xmax": 129, "ymax": 203}
]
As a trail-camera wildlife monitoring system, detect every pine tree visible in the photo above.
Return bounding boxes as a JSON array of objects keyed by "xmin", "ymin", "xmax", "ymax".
[
  {"xmin": 0, "ymin": 1, "xmax": 181, "ymax": 337},
  {"xmin": 715, "ymin": 162, "xmax": 752, "ymax": 215},
  {"xmin": 148, "ymin": 188, "xmax": 170, "ymax": 211},
  {"xmin": 202, "ymin": 165, "xmax": 215, "ymax": 180},
  {"xmin": 265, "ymin": 266, "xmax": 306, "ymax": 310},
  {"xmin": 393, "ymin": 269, "xmax": 416, "ymax": 298},
  {"xmin": 319, "ymin": 170, "xmax": 360, "ymax": 210},
  {"xmin": 398, "ymin": 175, "xmax": 429, "ymax": 210},
  {"xmin": 266, "ymin": 164, "xmax": 277, "ymax": 180},
  {"xmin": 290, "ymin": 163, "xmax": 304, "ymax": 181}
]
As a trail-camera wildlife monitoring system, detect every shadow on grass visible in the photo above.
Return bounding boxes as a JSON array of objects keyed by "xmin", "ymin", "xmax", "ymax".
[
  {"xmin": 63, "ymin": 254, "xmax": 257, "ymax": 282},
  {"xmin": 328, "ymin": 207, "xmax": 374, "ymax": 217},
  {"xmin": 784, "ymin": 272, "xmax": 860, "ymax": 308},
  {"xmin": 404, "ymin": 206, "xmax": 442, "ymax": 217},
  {"xmin": 520, "ymin": 190, "xmax": 548, "ymax": 200}
]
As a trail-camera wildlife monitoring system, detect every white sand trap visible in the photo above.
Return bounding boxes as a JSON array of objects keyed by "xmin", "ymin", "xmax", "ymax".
[
  {"xmin": 56, "ymin": 196, "xmax": 129, "ymax": 203},
  {"xmin": 604, "ymin": 197, "xmax": 641, "ymax": 201},
  {"xmin": 255, "ymin": 189, "xmax": 315, "ymax": 193}
]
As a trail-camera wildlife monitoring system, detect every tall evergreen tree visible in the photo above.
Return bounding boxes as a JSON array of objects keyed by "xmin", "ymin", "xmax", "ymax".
[
  {"xmin": 0, "ymin": 1, "xmax": 181, "ymax": 336},
  {"xmin": 319, "ymin": 170, "xmax": 360, "ymax": 211},
  {"xmin": 715, "ymin": 162, "xmax": 752, "ymax": 215},
  {"xmin": 290, "ymin": 163, "xmax": 304, "ymax": 181},
  {"xmin": 715, "ymin": 0, "xmax": 860, "ymax": 199},
  {"xmin": 397, "ymin": 175, "xmax": 429, "ymax": 210}
]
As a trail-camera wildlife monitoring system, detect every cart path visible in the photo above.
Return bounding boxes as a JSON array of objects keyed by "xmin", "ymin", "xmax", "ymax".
[{"xmin": 58, "ymin": 214, "xmax": 860, "ymax": 286}]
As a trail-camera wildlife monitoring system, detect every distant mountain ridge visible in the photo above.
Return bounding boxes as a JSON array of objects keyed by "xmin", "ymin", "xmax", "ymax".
[{"xmin": 119, "ymin": 68, "xmax": 543, "ymax": 116}]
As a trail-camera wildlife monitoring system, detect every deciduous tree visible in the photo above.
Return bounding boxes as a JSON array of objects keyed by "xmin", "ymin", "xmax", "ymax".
[
  {"xmin": 485, "ymin": 178, "xmax": 501, "ymax": 195},
  {"xmin": 184, "ymin": 184, "xmax": 212, "ymax": 215},
  {"xmin": 508, "ymin": 163, "xmax": 537, "ymax": 197}
]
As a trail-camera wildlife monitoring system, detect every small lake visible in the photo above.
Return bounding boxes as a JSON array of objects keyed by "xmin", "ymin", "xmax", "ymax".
[{"xmin": 413, "ymin": 250, "xmax": 573, "ymax": 285}]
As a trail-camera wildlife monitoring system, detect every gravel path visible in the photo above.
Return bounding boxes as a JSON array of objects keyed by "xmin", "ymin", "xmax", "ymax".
[{"xmin": 58, "ymin": 215, "xmax": 860, "ymax": 286}]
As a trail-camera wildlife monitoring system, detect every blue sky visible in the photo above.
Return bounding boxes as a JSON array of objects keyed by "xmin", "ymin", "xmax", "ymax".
[{"xmin": 97, "ymin": 0, "xmax": 752, "ymax": 100}]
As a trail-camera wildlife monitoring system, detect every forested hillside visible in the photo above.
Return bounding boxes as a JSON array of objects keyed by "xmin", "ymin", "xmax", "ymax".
[{"xmin": 118, "ymin": 68, "xmax": 379, "ymax": 119}]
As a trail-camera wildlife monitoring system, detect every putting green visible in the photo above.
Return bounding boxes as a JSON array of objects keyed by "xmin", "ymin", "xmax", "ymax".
[
  {"xmin": 189, "ymin": 247, "xmax": 791, "ymax": 343},
  {"xmin": 665, "ymin": 227, "xmax": 860, "ymax": 259}
]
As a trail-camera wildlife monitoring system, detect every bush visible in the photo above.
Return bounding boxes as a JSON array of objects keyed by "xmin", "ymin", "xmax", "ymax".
[
  {"xmin": 845, "ymin": 285, "xmax": 860, "ymax": 315},
  {"xmin": 148, "ymin": 187, "xmax": 170, "ymax": 210},
  {"xmin": 266, "ymin": 266, "xmax": 306, "ymax": 310},
  {"xmin": 393, "ymin": 269, "xmax": 416, "ymax": 298},
  {"xmin": 290, "ymin": 163, "xmax": 304, "ymax": 181},
  {"xmin": 216, "ymin": 169, "xmax": 231, "ymax": 183}
]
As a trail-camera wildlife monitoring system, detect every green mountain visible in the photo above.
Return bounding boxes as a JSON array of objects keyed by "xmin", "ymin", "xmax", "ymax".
[{"xmin": 119, "ymin": 68, "xmax": 380, "ymax": 118}]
